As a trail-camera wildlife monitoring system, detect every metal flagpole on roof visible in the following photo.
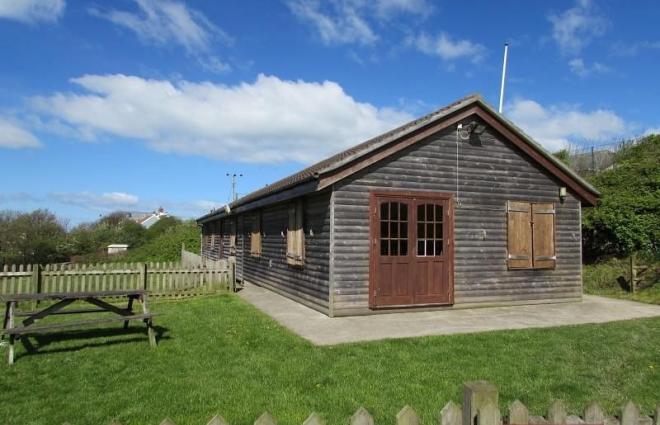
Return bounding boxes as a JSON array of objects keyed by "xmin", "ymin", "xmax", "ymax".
[{"xmin": 499, "ymin": 43, "xmax": 509, "ymax": 114}]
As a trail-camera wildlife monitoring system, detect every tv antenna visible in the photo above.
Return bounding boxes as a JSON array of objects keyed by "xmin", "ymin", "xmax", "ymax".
[{"xmin": 226, "ymin": 173, "xmax": 243, "ymax": 202}]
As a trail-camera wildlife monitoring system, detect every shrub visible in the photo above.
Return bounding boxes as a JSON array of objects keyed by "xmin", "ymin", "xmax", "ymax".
[
  {"xmin": 113, "ymin": 220, "xmax": 200, "ymax": 262},
  {"xmin": 583, "ymin": 135, "xmax": 660, "ymax": 261}
]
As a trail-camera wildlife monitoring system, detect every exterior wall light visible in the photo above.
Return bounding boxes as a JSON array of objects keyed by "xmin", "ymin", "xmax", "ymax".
[{"xmin": 559, "ymin": 187, "xmax": 567, "ymax": 202}]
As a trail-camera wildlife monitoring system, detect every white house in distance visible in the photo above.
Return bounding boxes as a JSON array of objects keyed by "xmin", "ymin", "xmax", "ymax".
[
  {"xmin": 128, "ymin": 207, "xmax": 168, "ymax": 228},
  {"xmin": 107, "ymin": 244, "xmax": 129, "ymax": 255}
]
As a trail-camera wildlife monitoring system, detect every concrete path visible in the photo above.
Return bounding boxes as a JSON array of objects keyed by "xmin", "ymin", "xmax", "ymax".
[{"xmin": 238, "ymin": 283, "xmax": 660, "ymax": 345}]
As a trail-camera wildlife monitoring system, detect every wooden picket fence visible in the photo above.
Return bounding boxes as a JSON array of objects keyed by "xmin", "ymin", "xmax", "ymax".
[
  {"xmin": 55, "ymin": 381, "xmax": 660, "ymax": 425},
  {"xmin": 0, "ymin": 261, "xmax": 233, "ymax": 298}
]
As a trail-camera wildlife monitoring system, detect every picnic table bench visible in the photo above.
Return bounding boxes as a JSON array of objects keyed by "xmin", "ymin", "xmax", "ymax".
[{"xmin": 1, "ymin": 290, "xmax": 157, "ymax": 365}]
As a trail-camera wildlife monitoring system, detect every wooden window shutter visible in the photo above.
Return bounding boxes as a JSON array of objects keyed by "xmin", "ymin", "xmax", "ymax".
[
  {"xmin": 229, "ymin": 219, "xmax": 237, "ymax": 255},
  {"xmin": 507, "ymin": 201, "xmax": 533, "ymax": 269},
  {"xmin": 286, "ymin": 200, "xmax": 305, "ymax": 267},
  {"xmin": 250, "ymin": 212, "xmax": 262, "ymax": 256},
  {"xmin": 532, "ymin": 203, "xmax": 556, "ymax": 269}
]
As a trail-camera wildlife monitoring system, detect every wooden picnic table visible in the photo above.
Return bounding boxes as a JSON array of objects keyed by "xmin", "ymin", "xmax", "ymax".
[{"xmin": 1, "ymin": 289, "xmax": 157, "ymax": 365}]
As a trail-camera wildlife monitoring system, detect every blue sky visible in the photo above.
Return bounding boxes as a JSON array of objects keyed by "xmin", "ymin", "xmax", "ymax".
[{"xmin": 1, "ymin": 0, "xmax": 658, "ymax": 225}]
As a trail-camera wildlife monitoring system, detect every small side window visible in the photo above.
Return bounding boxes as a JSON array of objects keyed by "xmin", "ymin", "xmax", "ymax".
[
  {"xmin": 250, "ymin": 212, "xmax": 262, "ymax": 257},
  {"xmin": 286, "ymin": 200, "xmax": 305, "ymax": 267}
]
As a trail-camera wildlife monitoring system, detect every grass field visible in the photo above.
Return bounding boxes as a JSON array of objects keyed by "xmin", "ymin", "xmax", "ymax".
[{"xmin": 1, "ymin": 294, "xmax": 659, "ymax": 425}]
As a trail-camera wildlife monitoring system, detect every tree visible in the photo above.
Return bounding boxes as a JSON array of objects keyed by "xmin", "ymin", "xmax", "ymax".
[
  {"xmin": 582, "ymin": 135, "xmax": 660, "ymax": 261},
  {"xmin": 69, "ymin": 212, "xmax": 147, "ymax": 257},
  {"xmin": 0, "ymin": 209, "xmax": 69, "ymax": 265},
  {"xmin": 553, "ymin": 149, "xmax": 571, "ymax": 167}
]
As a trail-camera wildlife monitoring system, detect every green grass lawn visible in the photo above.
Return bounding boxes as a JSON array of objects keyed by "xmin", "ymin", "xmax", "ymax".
[{"xmin": 1, "ymin": 294, "xmax": 659, "ymax": 425}]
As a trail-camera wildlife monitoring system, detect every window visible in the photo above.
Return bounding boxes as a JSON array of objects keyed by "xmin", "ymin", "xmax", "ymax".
[
  {"xmin": 250, "ymin": 212, "xmax": 262, "ymax": 257},
  {"xmin": 379, "ymin": 201, "xmax": 408, "ymax": 256},
  {"xmin": 416, "ymin": 203, "xmax": 443, "ymax": 257},
  {"xmin": 286, "ymin": 200, "xmax": 305, "ymax": 267},
  {"xmin": 507, "ymin": 201, "xmax": 556, "ymax": 269}
]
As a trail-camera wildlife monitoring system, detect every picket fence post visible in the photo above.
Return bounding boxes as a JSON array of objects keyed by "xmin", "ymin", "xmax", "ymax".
[
  {"xmin": 464, "ymin": 381, "xmax": 498, "ymax": 425},
  {"xmin": 140, "ymin": 263, "xmax": 148, "ymax": 292}
]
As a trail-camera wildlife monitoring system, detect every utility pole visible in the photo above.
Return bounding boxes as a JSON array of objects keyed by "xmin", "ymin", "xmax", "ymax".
[{"xmin": 226, "ymin": 173, "xmax": 243, "ymax": 202}]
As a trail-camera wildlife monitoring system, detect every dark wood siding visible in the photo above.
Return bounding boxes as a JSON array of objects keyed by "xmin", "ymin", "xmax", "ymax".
[
  {"xmin": 331, "ymin": 118, "xmax": 582, "ymax": 316},
  {"xmin": 204, "ymin": 191, "xmax": 331, "ymax": 314}
]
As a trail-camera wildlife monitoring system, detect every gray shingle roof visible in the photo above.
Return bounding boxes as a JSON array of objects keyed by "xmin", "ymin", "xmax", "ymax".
[{"xmin": 198, "ymin": 94, "xmax": 598, "ymax": 222}]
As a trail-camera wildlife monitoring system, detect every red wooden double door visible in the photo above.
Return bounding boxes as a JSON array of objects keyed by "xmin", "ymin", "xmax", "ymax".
[{"xmin": 370, "ymin": 191, "xmax": 454, "ymax": 308}]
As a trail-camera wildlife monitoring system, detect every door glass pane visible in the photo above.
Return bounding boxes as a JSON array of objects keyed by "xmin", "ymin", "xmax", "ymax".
[
  {"xmin": 426, "ymin": 240, "xmax": 434, "ymax": 256},
  {"xmin": 390, "ymin": 222, "xmax": 398, "ymax": 238},
  {"xmin": 380, "ymin": 239, "xmax": 388, "ymax": 255},
  {"xmin": 390, "ymin": 240, "xmax": 399, "ymax": 256},
  {"xmin": 416, "ymin": 202, "xmax": 445, "ymax": 257},
  {"xmin": 379, "ymin": 201, "xmax": 408, "ymax": 257}
]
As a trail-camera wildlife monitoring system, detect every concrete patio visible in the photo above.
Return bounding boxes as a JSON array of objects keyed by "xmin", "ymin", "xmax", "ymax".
[{"xmin": 238, "ymin": 283, "xmax": 660, "ymax": 345}]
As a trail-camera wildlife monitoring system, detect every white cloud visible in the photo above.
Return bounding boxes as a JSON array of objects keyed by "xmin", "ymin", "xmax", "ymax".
[
  {"xmin": 371, "ymin": 0, "xmax": 429, "ymax": 18},
  {"xmin": 643, "ymin": 128, "xmax": 660, "ymax": 136},
  {"xmin": 89, "ymin": 0, "xmax": 229, "ymax": 54},
  {"xmin": 568, "ymin": 58, "xmax": 609, "ymax": 77},
  {"xmin": 30, "ymin": 73, "xmax": 412, "ymax": 164},
  {"xmin": 405, "ymin": 33, "xmax": 486, "ymax": 62},
  {"xmin": 0, "ymin": 117, "xmax": 41, "ymax": 149},
  {"xmin": 102, "ymin": 192, "xmax": 139, "ymax": 205},
  {"xmin": 197, "ymin": 56, "xmax": 232, "ymax": 74},
  {"xmin": 50, "ymin": 191, "xmax": 140, "ymax": 211},
  {"xmin": 164, "ymin": 199, "xmax": 223, "ymax": 217},
  {"xmin": 287, "ymin": 0, "xmax": 377, "ymax": 45},
  {"xmin": 0, "ymin": 192, "xmax": 42, "ymax": 203},
  {"xmin": 506, "ymin": 98, "xmax": 627, "ymax": 152},
  {"xmin": 548, "ymin": 0, "xmax": 607, "ymax": 55},
  {"xmin": 0, "ymin": 0, "xmax": 65, "ymax": 24},
  {"xmin": 287, "ymin": 0, "xmax": 429, "ymax": 46},
  {"xmin": 611, "ymin": 40, "xmax": 660, "ymax": 57}
]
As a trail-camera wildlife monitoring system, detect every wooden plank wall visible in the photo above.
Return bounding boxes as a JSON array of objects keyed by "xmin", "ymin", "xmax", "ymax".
[
  {"xmin": 331, "ymin": 118, "xmax": 583, "ymax": 316},
  {"xmin": 205, "ymin": 191, "xmax": 332, "ymax": 314}
]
